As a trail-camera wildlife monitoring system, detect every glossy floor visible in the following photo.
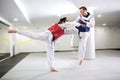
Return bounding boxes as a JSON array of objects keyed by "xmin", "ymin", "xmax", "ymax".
[{"xmin": 0, "ymin": 50, "xmax": 120, "ymax": 80}]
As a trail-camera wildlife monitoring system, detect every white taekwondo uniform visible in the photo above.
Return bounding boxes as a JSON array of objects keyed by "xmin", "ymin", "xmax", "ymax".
[
  {"xmin": 75, "ymin": 12, "xmax": 95, "ymax": 60},
  {"xmin": 16, "ymin": 22, "xmax": 80, "ymax": 68}
]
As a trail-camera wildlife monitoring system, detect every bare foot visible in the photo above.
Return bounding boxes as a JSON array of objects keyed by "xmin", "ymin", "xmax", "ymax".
[
  {"xmin": 79, "ymin": 60, "xmax": 83, "ymax": 65},
  {"xmin": 8, "ymin": 30, "xmax": 16, "ymax": 33},
  {"xmin": 50, "ymin": 67, "xmax": 58, "ymax": 72}
]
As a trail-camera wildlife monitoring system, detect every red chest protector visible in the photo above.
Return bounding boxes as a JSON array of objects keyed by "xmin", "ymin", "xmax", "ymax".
[{"xmin": 48, "ymin": 23, "xmax": 64, "ymax": 41}]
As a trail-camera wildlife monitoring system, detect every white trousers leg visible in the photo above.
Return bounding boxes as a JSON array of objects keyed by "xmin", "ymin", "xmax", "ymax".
[
  {"xmin": 78, "ymin": 32, "xmax": 89, "ymax": 60},
  {"xmin": 46, "ymin": 42, "xmax": 55, "ymax": 68},
  {"xmin": 17, "ymin": 30, "xmax": 55, "ymax": 68},
  {"xmin": 45, "ymin": 31, "xmax": 55, "ymax": 68},
  {"xmin": 84, "ymin": 28, "xmax": 95, "ymax": 59}
]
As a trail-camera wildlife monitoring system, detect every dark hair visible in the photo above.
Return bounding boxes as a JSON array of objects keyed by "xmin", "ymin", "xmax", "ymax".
[
  {"xmin": 58, "ymin": 17, "xmax": 67, "ymax": 24},
  {"xmin": 79, "ymin": 6, "xmax": 87, "ymax": 10}
]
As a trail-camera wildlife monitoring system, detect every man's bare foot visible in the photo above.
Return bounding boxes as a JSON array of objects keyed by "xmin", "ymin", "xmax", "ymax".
[
  {"xmin": 50, "ymin": 67, "xmax": 58, "ymax": 72},
  {"xmin": 79, "ymin": 60, "xmax": 83, "ymax": 65}
]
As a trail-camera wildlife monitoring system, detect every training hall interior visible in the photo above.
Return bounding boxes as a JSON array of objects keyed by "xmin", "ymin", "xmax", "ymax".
[{"xmin": 0, "ymin": 0, "xmax": 120, "ymax": 80}]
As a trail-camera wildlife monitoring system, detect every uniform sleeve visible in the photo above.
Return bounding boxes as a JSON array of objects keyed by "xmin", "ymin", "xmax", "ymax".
[
  {"xmin": 86, "ymin": 15, "xmax": 95, "ymax": 27},
  {"xmin": 17, "ymin": 30, "xmax": 41, "ymax": 39},
  {"xmin": 71, "ymin": 22, "xmax": 80, "ymax": 27},
  {"xmin": 63, "ymin": 22, "xmax": 80, "ymax": 34},
  {"xmin": 60, "ymin": 22, "xmax": 80, "ymax": 29}
]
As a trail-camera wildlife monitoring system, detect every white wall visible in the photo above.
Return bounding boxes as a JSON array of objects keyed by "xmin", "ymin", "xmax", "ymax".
[{"xmin": 95, "ymin": 25, "xmax": 120, "ymax": 49}]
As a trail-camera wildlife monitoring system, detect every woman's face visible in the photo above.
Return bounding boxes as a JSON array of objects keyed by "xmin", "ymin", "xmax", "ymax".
[{"xmin": 66, "ymin": 18, "xmax": 69, "ymax": 22}]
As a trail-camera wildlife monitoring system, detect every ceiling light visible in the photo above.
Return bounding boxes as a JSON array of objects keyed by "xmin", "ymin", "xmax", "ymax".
[
  {"xmin": 97, "ymin": 15, "xmax": 102, "ymax": 18},
  {"xmin": 13, "ymin": 18, "xmax": 18, "ymax": 21},
  {"xmin": 102, "ymin": 23, "xmax": 106, "ymax": 26},
  {"xmin": 23, "ymin": 26, "xmax": 27, "ymax": 29}
]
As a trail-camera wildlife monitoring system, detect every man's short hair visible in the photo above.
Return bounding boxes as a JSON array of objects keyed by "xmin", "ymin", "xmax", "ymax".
[{"xmin": 79, "ymin": 6, "xmax": 87, "ymax": 10}]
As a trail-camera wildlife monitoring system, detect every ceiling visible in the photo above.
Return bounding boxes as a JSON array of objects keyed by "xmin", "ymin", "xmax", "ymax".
[{"xmin": 0, "ymin": 0, "xmax": 120, "ymax": 28}]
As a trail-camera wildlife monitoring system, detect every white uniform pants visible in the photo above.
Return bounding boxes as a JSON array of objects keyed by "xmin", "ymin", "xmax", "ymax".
[
  {"xmin": 78, "ymin": 32, "xmax": 89, "ymax": 60},
  {"xmin": 64, "ymin": 27, "xmax": 95, "ymax": 60},
  {"xmin": 84, "ymin": 28, "xmax": 95, "ymax": 59},
  {"xmin": 17, "ymin": 30, "xmax": 55, "ymax": 68},
  {"xmin": 78, "ymin": 28, "xmax": 95, "ymax": 60}
]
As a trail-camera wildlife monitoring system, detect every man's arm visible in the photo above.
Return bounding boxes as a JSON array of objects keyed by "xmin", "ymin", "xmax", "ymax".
[{"xmin": 86, "ymin": 15, "xmax": 95, "ymax": 27}]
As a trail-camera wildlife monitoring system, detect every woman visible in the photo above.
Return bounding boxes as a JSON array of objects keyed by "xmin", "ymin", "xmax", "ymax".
[{"xmin": 8, "ymin": 17, "xmax": 80, "ymax": 72}]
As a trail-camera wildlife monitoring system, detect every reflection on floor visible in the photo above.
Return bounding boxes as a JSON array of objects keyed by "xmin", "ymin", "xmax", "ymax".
[
  {"xmin": 0, "ymin": 53, "xmax": 29, "ymax": 78},
  {"xmin": 0, "ymin": 50, "xmax": 120, "ymax": 80},
  {"xmin": 0, "ymin": 53, "xmax": 10, "ymax": 61}
]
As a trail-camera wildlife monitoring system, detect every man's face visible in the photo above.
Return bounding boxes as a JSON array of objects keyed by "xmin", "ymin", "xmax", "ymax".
[{"xmin": 80, "ymin": 9, "xmax": 87, "ymax": 16}]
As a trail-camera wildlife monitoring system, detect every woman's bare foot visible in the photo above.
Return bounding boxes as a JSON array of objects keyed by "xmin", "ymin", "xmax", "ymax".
[
  {"xmin": 50, "ymin": 67, "xmax": 58, "ymax": 72},
  {"xmin": 79, "ymin": 60, "xmax": 83, "ymax": 65},
  {"xmin": 8, "ymin": 30, "xmax": 17, "ymax": 33}
]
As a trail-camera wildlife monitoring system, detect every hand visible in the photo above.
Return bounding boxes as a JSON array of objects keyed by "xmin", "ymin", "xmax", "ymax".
[
  {"xmin": 80, "ymin": 24, "xmax": 86, "ymax": 28},
  {"xmin": 8, "ymin": 30, "xmax": 17, "ymax": 33}
]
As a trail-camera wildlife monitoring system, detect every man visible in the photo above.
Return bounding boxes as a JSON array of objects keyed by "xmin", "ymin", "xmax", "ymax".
[{"xmin": 75, "ymin": 6, "xmax": 95, "ymax": 65}]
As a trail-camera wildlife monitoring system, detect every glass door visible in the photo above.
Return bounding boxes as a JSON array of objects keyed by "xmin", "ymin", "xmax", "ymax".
[{"xmin": 0, "ymin": 21, "xmax": 10, "ymax": 61}]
